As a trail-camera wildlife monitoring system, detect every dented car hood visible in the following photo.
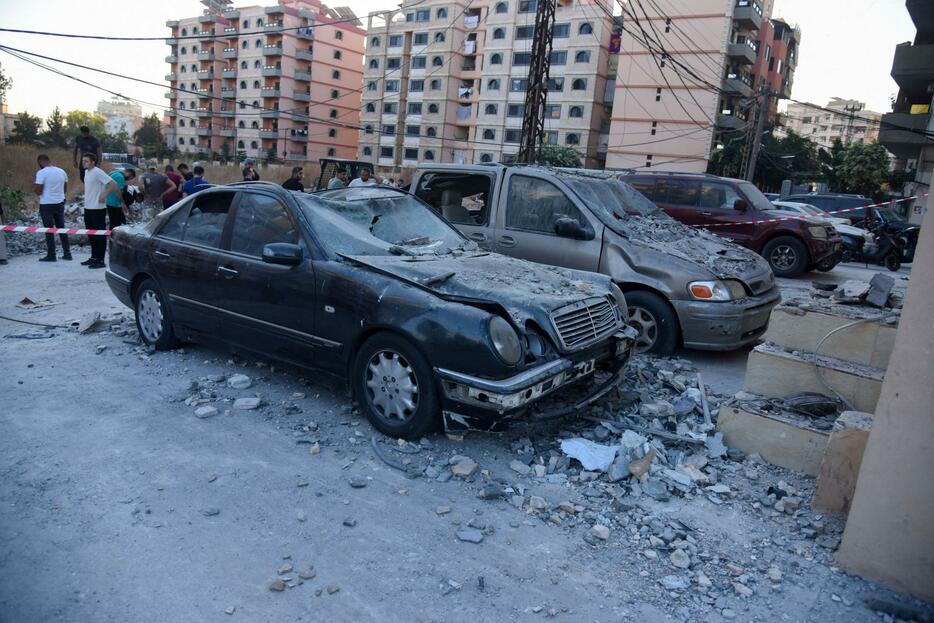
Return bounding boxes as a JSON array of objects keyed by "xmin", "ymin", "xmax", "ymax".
[{"xmin": 343, "ymin": 252, "xmax": 618, "ymax": 329}]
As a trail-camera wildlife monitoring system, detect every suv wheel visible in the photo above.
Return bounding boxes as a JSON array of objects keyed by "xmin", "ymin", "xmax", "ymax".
[
  {"xmin": 763, "ymin": 236, "xmax": 809, "ymax": 277},
  {"xmin": 625, "ymin": 291, "xmax": 678, "ymax": 355}
]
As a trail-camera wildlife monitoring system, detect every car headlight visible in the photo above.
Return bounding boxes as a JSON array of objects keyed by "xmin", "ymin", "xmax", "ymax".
[
  {"xmin": 608, "ymin": 285, "xmax": 628, "ymax": 321},
  {"xmin": 489, "ymin": 316, "xmax": 522, "ymax": 365},
  {"xmin": 688, "ymin": 280, "xmax": 745, "ymax": 301},
  {"xmin": 808, "ymin": 225, "xmax": 828, "ymax": 239}
]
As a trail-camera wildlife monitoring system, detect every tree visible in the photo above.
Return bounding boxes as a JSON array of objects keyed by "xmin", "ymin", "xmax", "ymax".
[
  {"xmin": 533, "ymin": 144, "xmax": 581, "ymax": 168},
  {"xmin": 265, "ymin": 147, "xmax": 279, "ymax": 164},
  {"xmin": 41, "ymin": 106, "xmax": 69, "ymax": 148},
  {"xmin": 708, "ymin": 133, "xmax": 746, "ymax": 178},
  {"xmin": 219, "ymin": 141, "xmax": 232, "ymax": 163},
  {"xmin": 9, "ymin": 111, "xmax": 42, "ymax": 144},
  {"xmin": 754, "ymin": 129, "xmax": 823, "ymax": 190},
  {"xmin": 836, "ymin": 141, "xmax": 890, "ymax": 198},
  {"xmin": 133, "ymin": 113, "xmax": 165, "ymax": 158},
  {"xmin": 102, "ymin": 129, "xmax": 130, "ymax": 153},
  {"xmin": 0, "ymin": 62, "xmax": 12, "ymax": 105},
  {"xmin": 63, "ymin": 110, "xmax": 108, "ymax": 143}
]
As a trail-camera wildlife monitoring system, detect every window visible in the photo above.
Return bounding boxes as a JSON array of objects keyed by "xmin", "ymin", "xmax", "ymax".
[
  {"xmin": 569, "ymin": 105, "xmax": 583, "ymax": 118},
  {"xmin": 335, "ymin": 30, "xmax": 343, "ymax": 40},
  {"xmin": 385, "ymin": 80, "xmax": 400, "ymax": 92},
  {"xmin": 253, "ymin": 80, "xmax": 261, "ymax": 88},
  {"xmin": 480, "ymin": 153, "xmax": 492, "ymax": 163},
  {"xmin": 251, "ymin": 121, "xmax": 259, "ymax": 128},
  {"xmin": 181, "ymin": 66, "xmax": 187, "ymax": 73},
  {"xmin": 566, "ymin": 133, "xmax": 580, "ymax": 145},
  {"xmin": 552, "ymin": 24, "xmax": 569, "ymax": 38},
  {"xmin": 331, "ymin": 89, "xmax": 339, "ymax": 98},
  {"xmin": 545, "ymin": 77, "xmax": 564, "ymax": 91},
  {"xmin": 242, "ymin": 20, "xmax": 249, "ymax": 28},
  {"xmin": 414, "ymin": 32, "xmax": 428, "ymax": 45},
  {"xmin": 437, "ymin": 8, "xmax": 447, "ymax": 18},
  {"xmin": 516, "ymin": 26, "xmax": 534, "ymax": 39},
  {"xmin": 490, "ymin": 53, "xmax": 503, "ymax": 65},
  {"xmin": 430, "ymin": 79, "xmax": 441, "ymax": 90},
  {"xmin": 389, "ymin": 35, "xmax": 403, "ymax": 47},
  {"xmin": 404, "ymin": 148, "xmax": 419, "ymax": 160},
  {"xmin": 387, "ymin": 57, "xmax": 401, "ymax": 70},
  {"xmin": 240, "ymin": 60, "xmax": 248, "ymax": 69},
  {"xmin": 380, "ymin": 146, "xmax": 394, "ymax": 158},
  {"xmin": 255, "ymin": 39, "xmax": 262, "ymax": 48},
  {"xmin": 507, "ymin": 104, "xmax": 525, "ymax": 117},
  {"xmin": 504, "ymin": 129, "xmax": 521, "ymax": 143},
  {"xmin": 254, "ymin": 60, "xmax": 261, "ymax": 68},
  {"xmin": 332, "ymin": 70, "xmax": 341, "ymax": 79},
  {"xmin": 627, "ymin": 178, "xmax": 655, "ymax": 200},
  {"xmin": 363, "ymin": 146, "xmax": 372, "ymax": 156},
  {"xmin": 424, "ymin": 150, "xmax": 435, "ymax": 160},
  {"xmin": 410, "ymin": 79, "xmax": 425, "ymax": 92},
  {"xmin": 544, "ymin": 104, "xmax": 561, "ymax": 119},
  {"xmin": 488, "ymin": 78, "xmax": 500, "ymax": 90},
  {"xmin": 382, "ymin": 124, "xmax": 396, "ymax": 136},
  {"xmin": 482, "ymin": 128, "xmax": 495, "ymax": 140},
  {"xmin": 406, "ymin": 125, "xmax": 420, "ymax": 136},
  {"xmin": 179, "ymin": 120, "xmax": 186, "ymax": 127},
  {"xmin": 364, "ymin": 124, "xmax": 374, "ymax": 134},
  {"xmin": 428, "ymin": 103, "xmax": 439, "ymax": 113},
  {"xmin": 408, "ymin": 102, "xmax": 423, "ymax": 114},
  {"xmin": 251, "ymin": 141, "xmax": 258, "ymax": 148},
  {"xmin": 432, "ymin": 56, "xmax": 444, "ymax": 66},
  {"xmin": 434, "ymin": 32, "xmax": 445, "ymax": 43},
  {"xmin": 579, "ymin": 22, "xmax": 593, "ymax": 35},
  {"xmin": 181, "ymin": 29, "xmax": 188, "ymax": 37},
  {"xmin": 426, "ymin": 127, "xmax": 437, "ymax": 137},
  {"xmin": 383, "ymin": 102, "xmax": 398, "ymax": 114},
  {"xmin": 242, "ymin": 40, "xmax": 249, "ymax": 49},
  {"xmin": 697, "ymin": 182, "xmax": 741, "ymax": 210},
  {"xmin": 519, "ymin": 0, "xmax": 537, "ymax": 12},
  {"xmin": 367, "ymin": 81, "xmax": 377, "ymax": 91},
  {"xmin": 572, "ymin": 78, "xmax": 587, "ymax": 90},
  {"xmin": 575, "ymin": 50, "xmax": 590, "ymax": 63},
  {"xmin": 329, "ymin": 109, "xmax": 338, "ymax": 118},
  {"xmin": 484, "ymin": 104, "xmax": 497, "ymax": 115},
  {"xmin": 333, "ymin": 50, "xmax": 342, "ymax": 60},
  {"xmin": 416, "ymin": 9, "xmax": 430, "ymax": 21},
  {"xmin": 550, "ymin": 51, "xmax": 567, "ymax": 65},
  {"xmin": 370, "ymin": 36, "xmax": 381, "ymax": 47},
  {"xmin": 495, "ymin": 2, "xmax": 508, "ymax": 13},
  {"xmin": 414, "ymin": 171, "xmax": 493, "ymax": 225},
  {"xmin": 240, "ymin": 80, "xmax": 247, "ymax": 89},
  {"xmin": 513, "ymin": 52, "xmax": 531, "ymax": 66},
  {"xmin": 181, "ymin": 46, "xmax": 188, "ymax": 54},
  {"xmin": 230, "ymin": 193, "xmax": 297, "ymax": 257},
  {"xmin": 506, "ymin": 176, "xmax": 587, "ymax": 234},
  {"xmin": 328, "ymin": 128, "xmax": 337, "ymax": 138},
  {"xmin": 256, "ymin": 19, "xmax": 263, "ymax": 27},
  {"xmin": 178, "ymin": 138, "xmax": 184, "ymax": 145},
  {"xmin": 510, "ymin": 78, "xmax": 528, "ymax": 91},
  {"xmin": 493, "ymin": 28, "xmax": 505, "ymax": 39},
  {"xmin": 238, "ymin": 121, "xmax": 245, "ymax": 128},
  {"xmin": 237, "ymin": 140, "xmax": 245, "ymax": 148},
  {"xmin": 179, "ymin": 192, "xmax": 235, "ymax": 248}
]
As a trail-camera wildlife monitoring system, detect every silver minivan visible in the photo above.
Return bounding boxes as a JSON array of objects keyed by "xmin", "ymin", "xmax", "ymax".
[{"xmin": 409, "ymin": 164, "xmax": 780, "ymax": 354}]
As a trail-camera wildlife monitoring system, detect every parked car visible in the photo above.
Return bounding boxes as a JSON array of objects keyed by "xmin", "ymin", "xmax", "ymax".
[
  {"xmin": 767, "ymin": 201, "xmax": 869, "ymax": 270},
  {"xmin": 409, "ymin": 165, "xmax": 780, "ymax": 356},
  {"xmin": 781, "ymin": 193, "xmax": 872, "ymax": 225},
  {"xmin": 770, "ymin": 200, "xmax": 851, "ymax": 227},
  {"xmin": 621, "ymin": 172, "xmax": 841, "ymax": 278},
  {"xmin": 105, "ymin": 182, "xmax": 636, "ymax": 438}
]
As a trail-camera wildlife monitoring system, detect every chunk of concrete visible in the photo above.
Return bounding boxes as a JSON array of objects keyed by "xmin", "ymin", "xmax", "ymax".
[
  {"xmin": 812, "ymin": 411, "xmax": 873, "ymax": 515},
  {"xmin": 716, "ymin": 406, "xmax": 830, "ymax": 477},
  {"xmin": 866, "ymin": 273, "xmax": 896, "ymax": 308}
]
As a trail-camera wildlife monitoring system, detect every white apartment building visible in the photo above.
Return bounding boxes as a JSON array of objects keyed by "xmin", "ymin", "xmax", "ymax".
[
  {"xmin": 358, "ymin": 0, "xmax": 614, "ymax": 173},
  {"xmin": 97, "ymin": 98, "xmax": 144, "ymax": 136},
  {"xmin": 164, "ymin": 0, "xmax": 364, "ymax": 162},
  {"xmin": 782, "ymin": 98, "xmax": 882, "ymax": 150}
]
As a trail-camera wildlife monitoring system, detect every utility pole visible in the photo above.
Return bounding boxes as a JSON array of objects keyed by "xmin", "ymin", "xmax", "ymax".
[
  {"xmin": 843, "ymin": 101, "xmax": 861, "ymax": 144},
  {"xmin": 744, "ymin": 87, "xmax": 770, "ymax": 182},
  {"xmin": 517, "ymin": 0, "xmax": 556, "ymax": 164}
]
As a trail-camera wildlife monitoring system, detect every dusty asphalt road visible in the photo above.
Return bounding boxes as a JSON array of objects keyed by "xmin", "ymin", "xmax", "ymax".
[{"xmin": 0, "ymin": 247, "xmax": 921, "ymax": 622}]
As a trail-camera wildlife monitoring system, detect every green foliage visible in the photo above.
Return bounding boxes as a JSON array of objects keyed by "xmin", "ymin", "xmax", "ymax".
[
  {"xmin": 63, "ymin": 110, "xmax": 108, "ymax": 144},
  {"xmin": 102, "ymin": 129, "xmax": 130, "ymax": 153},
  {"xmin": 707, "ymin": 134, "xmax": 746, "ymax": 178},
  {"xmin": 0, "ymin": 63, "xmax": 12, "ymax": 103},
  {"xmin": 133, "ymin": 113, "xmax": 164, "ymax": 158},
  {"xmin": 836, "ymin": 141, "xmax": 890, "ymax": 198},
  {"xmin": 755, "ymin": 129, "xmax": 824, "ymax": 189},
  {"xmin": 533, "ymin": 144, "xmax": 581, "ymax": 168},
  {"xmin": 0, "ymin": 186, "xmax": 27, "ymax": 221},
  {"xmin": 41, "ymin": 107, "xmax": 69, "ymax": 149},
  {"xmin": 265, "ymin": 147, "xmax": 279, "ymax": 164},
  {"xmin": 9, "ymin": 111, "xmax": 42, "ymax": 144}
]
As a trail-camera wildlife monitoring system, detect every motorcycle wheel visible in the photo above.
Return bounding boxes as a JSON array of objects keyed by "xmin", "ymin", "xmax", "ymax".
[{"xmin": 884, "ymin": 252, "xmax": 901, "ymax": 272}]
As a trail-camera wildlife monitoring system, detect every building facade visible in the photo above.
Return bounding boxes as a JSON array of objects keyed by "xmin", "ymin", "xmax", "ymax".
[
  {"xmin": 357, "ymin": 0, "xmax": 614, "ymax": 173},
  {"xmin": 164, "ymin": 0, "xmax": 364, "ymax": 162},
  {"xmin": 782, "ymin": 98, "xmax": 881, "ymax": 150},
  {"xmin": 751, "ymin": 16, "xmax": 799, "ymax": 124},
  {"xmin": 605, "ymin": 0, "xmax": 772, "ymax": 172},
  {"xmin": 97, "ymin": 98, "xmax": 144, "ymax": 136}
]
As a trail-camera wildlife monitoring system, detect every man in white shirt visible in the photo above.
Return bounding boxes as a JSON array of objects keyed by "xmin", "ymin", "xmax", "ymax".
[
  {"xmin": 348, "ymin": 168, "xmax": 381, "ymax": 187},
  {"xmin": 34, "ymin": 154, "xmax": 71, "ymax": 262},
  {"xmin": 80, "ymin": 152, "xmax": 118, "ymax": 269}
]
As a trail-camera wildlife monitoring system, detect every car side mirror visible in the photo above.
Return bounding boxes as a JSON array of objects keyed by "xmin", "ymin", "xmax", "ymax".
[
  {"xmin": 733, "ymin": 199, "xmax": 748, "ymax": 211},
  {"xmin": 263, "ymin": 242, "xmax": 303, "ymax": 266},
  {"xmin": 554, "ymin": 217, "xmax": 595, "ymax": 241}
]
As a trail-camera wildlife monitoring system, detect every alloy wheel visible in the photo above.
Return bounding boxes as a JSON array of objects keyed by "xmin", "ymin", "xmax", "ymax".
[
  {"xmin": 364, "ymin": 350, "xmax": 419, "ymax": 423},
  {"xmin": 137, "ymin": 290, "xmax": 164, "ymax": 343},
  {"xmin": 627, "ymin": 305, "xmax": 658, "ymax": 353},
  {"xmin": 769, "ymin": 245, "xmax": 798, "ymax": 272}
]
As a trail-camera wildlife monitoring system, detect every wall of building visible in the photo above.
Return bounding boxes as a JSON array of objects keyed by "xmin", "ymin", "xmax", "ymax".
[{"xmin": 783, "ymin": 98, "xmax": 881, "ymax": 150}]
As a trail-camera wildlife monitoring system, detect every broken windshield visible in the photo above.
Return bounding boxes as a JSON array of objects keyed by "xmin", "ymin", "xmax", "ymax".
[
  {"xmin": 560, "ymin": 175, "xmax": 663, "ymax": 219},
  {"xmin": 296, "ymin": 188, "xmax": 467, "ymax": 256}
]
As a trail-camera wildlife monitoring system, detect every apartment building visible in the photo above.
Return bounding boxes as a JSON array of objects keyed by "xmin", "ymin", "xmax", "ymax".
[
  {"xmin": 605, "ymin": 0, "xmax": 772, "ymax": 172},
  {"xmin": 751, "ymin": 17, "xmax": 799, "ymax": 124},
  {"xmin": 358, "ymin": 0, "xmax": 614, "ymax": 173},
  {"xmin": 783, "ymin": 98, "xmax": 881, "ymax": 150},
  {"xmin": 97, "ymin": 98, "xmax": 144, "ymax": 136},
  {"xmin": 164, "ymin": 0, "xmax": 364, "ymax": 162}
]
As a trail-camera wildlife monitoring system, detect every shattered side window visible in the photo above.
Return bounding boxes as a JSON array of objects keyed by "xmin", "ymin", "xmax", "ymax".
[{"xmin": 505, "ymin": 175, "xmax": 586, "ymax": 234}]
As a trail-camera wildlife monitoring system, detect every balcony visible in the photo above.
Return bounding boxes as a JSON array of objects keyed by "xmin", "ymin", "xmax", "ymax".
[
  {"xmin": 891, "ymin": 43, "xmax": 934, "ymax": 92},
  {"xmin": 717, "ymin": 110, "xmax": 747, "ymax": 130},
  {"xmin": 261, "ymin": 88, "xmax": 280, "ymax": 97},
  {"xmin": 265, "ymin": 21, "xmax": 284, "ymax": 31},
  {"xmin": 262, "ymin": 67, "xmax": 283, "ymax": 77},
  {"xmin": 265, "ymin": 5, "xmax": 284, "ymax": 15},
  {"xmin": 223, "ymin": 48, "xmax": 237, "ymax": 59},
  {"xmin": 166, "ymin": 91, "xmax": 177, "ymax": 99},
  {"xmin": 260, "ymin": 110, "xmax": 280, "ymax": 119},
  {"xmin": 297, "ymin": 27, "xmax": 313, "ymax": 40},
  {"xmin": 198, "ymin": 50, "xmax": 215, "ymax": 61},
  {"xmin": 166, "ymin": 20, "xmax": 179, "ymax": 27},
  {"xmin": 263, "ymin": 45, "xmax": 283, "ymax": 57},
  {"xmin": 722, "ymin": 72, "xmax": 754, "ymax": 97},
  {"xmin": 165, "ymin": 55, "xmax": 178, "ymax": 63},
  {"xmin": 199, "ymin": 14, "xmax": 215, "ymax": 24},
  {"xmin": 197, "ymin": 70, "xmax": 214, "ymax": 80},
  {"xmin": 165, "ymin": 72, "xmax": 177, "ymax": 81},
  {"xmin": 219, "ymin": 108, "xmax": 236, "ymax": 117},
  {"xmin": 165, "ymin": 109, "xmax": 177, "ymax": 117},
  {"xmin": 293, "ymin": 91, "xmax": 310, "ymax": 102},
  {"xmin": 286, "ymin": 153, "xmax": 308, "ymax": 160},
  {"xmin": 196, "ymin": 108, "xmax": 213, "ymax": 117},
  {"xmin": 732, "ymin": 1, "xmax": 762, "ymax": 31},
  {"xmin": 294, "ymin": 70, "xmax": 311, "ymax": 81},
  {"xmin": 222, "ymin": 68, "xmax": 237, "ymax": 78},
  {"xmin": 223, "ymin": 9, "xmax": 239, "ymax": 18},
  {"xmin": 289, "ymin": 131, "xmax": 309, "ymax": 141},
  {"xmin": 296, "ymin": 49, "xmax": 313, "ymax": 61},
  {"xmin": 878, "ymin": 112, "xmax": 933, "ymax": 159},
  {"xmin": 223, "ymin": 27, "xmax": 238, "ymax": 36},
  {"xmin": 196, "ymin": 128, "xmax": 212, "ymax": 137},
  {"xmin": 221, "ymin": 86, "xmax": 236, "ymax": 95},
  {"xmin": 220, "ymin": 129, "xmax": 236, "ymax": 137},
  {"xmin": 259, "ymin": 129, "xmax": 279, "ymax": 138},
  {"xmin": 165, "ymin": 37, "xmax": 178, "ymax": 45},
  {"xmin": 726, "ymin": 41, "xmax": 757, "ymax": 65}
]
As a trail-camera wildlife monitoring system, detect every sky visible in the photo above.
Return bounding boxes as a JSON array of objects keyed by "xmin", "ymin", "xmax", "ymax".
[{"xmin": 0, "ymin": 0, "xmax": 918, "ymax": 122}]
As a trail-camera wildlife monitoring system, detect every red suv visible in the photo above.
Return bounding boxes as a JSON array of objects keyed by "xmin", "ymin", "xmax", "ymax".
[{"xmin": 620, "ymin": 172, "xmax": 841, "ymax": 277}]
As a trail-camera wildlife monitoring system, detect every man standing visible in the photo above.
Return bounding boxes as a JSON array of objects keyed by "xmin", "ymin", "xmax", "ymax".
[
  {"xmin": 73, "ymin": 126, "xmax": 101, "ymax": 183},
  {"xmin": 34, "ymin": 154, "xmax": 71, "ymax": 262},
  {"xmin": 80, "ymin": 153, "xmax": 117, "ymax": 269},
  {"xmin": 181, "ymin": 165, "xmax": 208, "ymax": 197},
  {"xmin": 140, "ymin": 161, "xmax": 176, "ymax": 220},
  {"xmin": 327, "ymin": 168, "xmax": 349, "ymax": 189},
  {"xmin": 163, "ymin": 165, "xmax": 183, "ymax": 209},
  {"xmin": 282, "ymin": 167, "xmax": 305, "ymax": 191},
  {"xmin": 177, "ymin": 163, "xmax": 193, "ymax": 181},
  {"xmin": 242, "ymin": 159, "xmax": 260, "ymax": 181},
  {"xmin": 348, "ymin": 168, "xmax": 380, "ymax": 187}
]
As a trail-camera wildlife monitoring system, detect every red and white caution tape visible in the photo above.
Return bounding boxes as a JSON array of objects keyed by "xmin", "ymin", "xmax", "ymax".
[
  {"xmin": 692, "ymin": 193, "xmax": 928, "ymax": 228},
  {"xmin": 1, "ymin": 225, "xmax": 111, "ymax": 236}
]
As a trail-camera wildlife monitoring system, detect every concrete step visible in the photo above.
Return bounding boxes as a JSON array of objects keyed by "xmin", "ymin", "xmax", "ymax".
[
  {"xmin": 717, "ymin": 405, "xmax": 830, "ymax": 476},
  {"xmin": 763, "ymin": 306, "xmax": 897, "ymax": 368},
  {"xmin": 743, "ymin": 343, "xmax": 884, "ymax": 413}
]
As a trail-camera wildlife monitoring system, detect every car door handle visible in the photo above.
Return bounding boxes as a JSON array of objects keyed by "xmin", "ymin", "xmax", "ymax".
[
  {"xmin": 469, "ymin": 232, "xmax": 487, "ymax": 242},
  {"xmin": 701, "ymin": 211, "xmax": 713, "ymax": 217},
  {"xmin": 217, "ymin": 266, "xmax": 239, "ymax": 279},
  {"xmin": 154, "ymin": 250, "xmax": 171, "ymax": 258},
  {"xmin": 498, "ymin": 235, "xmax": 516, "ymax": 248}
]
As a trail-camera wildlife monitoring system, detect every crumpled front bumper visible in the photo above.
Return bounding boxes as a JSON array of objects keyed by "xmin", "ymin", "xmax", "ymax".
[
  {"xmin": 434, "ymin": 327, "xmax": 637, "ymax": 432},
  {"xmin": 673, "ymin": 286, "xmax": 781, "ymax": 351}
]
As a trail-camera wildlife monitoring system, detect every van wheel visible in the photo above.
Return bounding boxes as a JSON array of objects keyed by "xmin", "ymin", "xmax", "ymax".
[
  {"xmin": 763, "ymin": 236, "xmax": 809, "ymax": 277},
  {"xmin": 625, "ymin": 291, "xmax": 678, "ymax": 355},
  {"xmin": 353, "ymin": 333, "xmax": 440, "ymax": 440}
]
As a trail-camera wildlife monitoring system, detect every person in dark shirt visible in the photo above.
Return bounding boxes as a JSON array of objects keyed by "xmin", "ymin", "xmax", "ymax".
[
  {"xmin": 163, "ymin": 165, "xmax": 184, "ymax": 209},
  {"xmin": 181, "ymin": 166, "xmax": 208, "ymax": 197},
  {"xmin": 282, "ymin": 167, "xmax": 305, "ymax": 192},
  {"xmin": 73, "ymin": 126, "xmax": 101, "ymax": 183},
  {"xmin": 242, "ymin": 160, "xmax": 260, "ymax": 181},
  {"xmin": 177, "ymin": 163, "xmax": 194, "ymax": 181}
]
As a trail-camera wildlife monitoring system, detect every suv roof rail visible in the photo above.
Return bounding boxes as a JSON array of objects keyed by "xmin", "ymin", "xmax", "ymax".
[
  {"xmin": 225, "ymin": 180, "xmax": 284, "ymax": 188},
  {"xmin": 619, "ymin": 170, "xmax": 720, "ymax": 178}
]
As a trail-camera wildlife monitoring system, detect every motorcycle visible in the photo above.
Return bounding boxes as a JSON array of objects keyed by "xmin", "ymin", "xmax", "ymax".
[
  {"xmin": 848, "ymin": 222, "xmax": 905, "ymax": 272},
  {"xmin": 897, "ymin": 226, "xmax": 921, "ymax": 263}
]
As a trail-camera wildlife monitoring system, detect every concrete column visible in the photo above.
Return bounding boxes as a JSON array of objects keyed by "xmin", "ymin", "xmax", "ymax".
[{"xmin": 836, "ymin": 194, "xmax": 934, "ymax": 601}]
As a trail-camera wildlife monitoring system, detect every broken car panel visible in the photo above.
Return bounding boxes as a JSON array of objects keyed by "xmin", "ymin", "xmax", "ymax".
[{"xmin": 105, "ymin": 184, "xmax": 635, "ymax": 439}]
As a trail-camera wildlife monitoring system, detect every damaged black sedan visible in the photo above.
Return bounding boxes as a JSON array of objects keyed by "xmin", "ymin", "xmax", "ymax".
[{"xmin": 105, "ymin": 183, "xmax": 636, "ymax": 438}]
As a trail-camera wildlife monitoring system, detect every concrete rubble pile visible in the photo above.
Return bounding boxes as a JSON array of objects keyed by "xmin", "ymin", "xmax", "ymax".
[{"xmin": 2, "ymin": 199, "xmax": 86, "ymax": 257}]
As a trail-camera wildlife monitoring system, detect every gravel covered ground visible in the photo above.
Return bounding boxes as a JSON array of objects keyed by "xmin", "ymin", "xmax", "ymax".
[{"xmin": 0, "ymin": 248, "xmax": 928, "ymax": 623}]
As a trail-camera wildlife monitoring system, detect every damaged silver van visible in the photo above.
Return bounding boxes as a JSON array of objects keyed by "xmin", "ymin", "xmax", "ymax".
[{"xmin": 410, "ymin": 165, "xmax": 780, "ymax": 354}]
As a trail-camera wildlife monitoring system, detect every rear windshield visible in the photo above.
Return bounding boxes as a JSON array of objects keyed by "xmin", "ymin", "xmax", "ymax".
[{"xmin": 296, "ymin": 187, "xmax": 467, "ymax": 256}]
